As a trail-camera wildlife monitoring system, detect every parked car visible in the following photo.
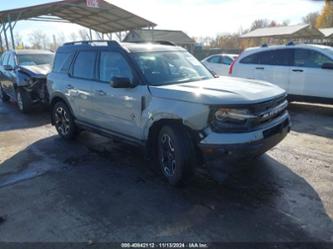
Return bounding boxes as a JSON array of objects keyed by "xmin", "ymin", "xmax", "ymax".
[
  {"xmin": 48, "ymin": 41, "xmax": 290, "ymax": 185},
  {"xmin": 202, "ymin": 54, "xmax": 238, "ymax": 76},
  {"xmin": 0, "ymin": 49, "xmax": 55, "ymax": 113},
  {"xmin": 230, "ymin": 44, "xmax": 333, "ymax": 104}
]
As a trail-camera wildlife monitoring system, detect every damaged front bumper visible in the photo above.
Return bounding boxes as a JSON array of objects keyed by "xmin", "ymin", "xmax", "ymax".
[
  {"xmin": 22, "ymin": 77, "xmax": 49, "ymax": 105},
  {"xmin": 199, "ymin": 111, "xmax": 291, "ymax": 163}
]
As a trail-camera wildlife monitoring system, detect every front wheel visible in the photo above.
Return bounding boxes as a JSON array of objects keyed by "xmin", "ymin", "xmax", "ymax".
[
  {"xmin": 16, "ymin": 88, "xmax": 32, "ymax": 113},
  {"xmin": 0, "ymin": 84, "xmax": 10, "ymax": 102},
  {"xmin": 157, "ymin": 124, "xmax": 195, "ymax": 186},
  {"xmin": 52, "ymin": 101, "xmax": 78, "ymax": 140}
]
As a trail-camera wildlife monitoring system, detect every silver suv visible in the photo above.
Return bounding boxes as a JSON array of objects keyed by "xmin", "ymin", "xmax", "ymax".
[{"xmin": 47, "ymin": 41, "xmax": 291, "ymax": 185}]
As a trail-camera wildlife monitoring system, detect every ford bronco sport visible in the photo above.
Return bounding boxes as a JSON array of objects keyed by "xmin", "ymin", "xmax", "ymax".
[{"xmin": 47, "ymin": 41, "xmax": 290, "ymax": 185}]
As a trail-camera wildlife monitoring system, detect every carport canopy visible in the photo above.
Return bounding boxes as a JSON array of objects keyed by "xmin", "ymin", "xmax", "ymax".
[{"xmin": 0, "ymin": 0, "xmax": 156, "ymax": 49}]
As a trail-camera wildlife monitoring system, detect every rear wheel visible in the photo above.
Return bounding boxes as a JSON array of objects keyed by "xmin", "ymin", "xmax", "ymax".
[
  {"xmin": 16, "ymin": 88, "xmax": 32, "ymax": 113},
  {"xmin": 52, "ymin": 101, "xmax": 78, "ymax": 140},
  {"xmin": 157, "ymin": 124, "xmax": 195, "ymax": 186},
  {"xmin": 0, "ymin": 84, "xmax": 10, "ymax": 102}
]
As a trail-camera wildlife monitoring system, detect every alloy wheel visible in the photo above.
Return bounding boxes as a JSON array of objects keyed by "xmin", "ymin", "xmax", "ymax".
[
  {"xmin": 160, "ymin": 134, "xmax": 176, "ymax": 177},
  {"xmin": 54, "ymin": 107, "xmax": 71, "ymax": 136}
]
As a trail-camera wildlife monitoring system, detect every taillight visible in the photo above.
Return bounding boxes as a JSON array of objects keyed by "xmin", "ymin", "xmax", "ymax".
[{"xmin": 229, "ymin": 57, "xmax": 238, "ymax": 75}]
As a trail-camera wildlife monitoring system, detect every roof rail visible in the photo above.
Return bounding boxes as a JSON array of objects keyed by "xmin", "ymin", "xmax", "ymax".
[
  {"xmin": 153, "ymin": 40, "xmax": 177, "ymax": 46},
  {"xmin": 64, "ymin": 40, "xmax": 120, "ymax": 47}
]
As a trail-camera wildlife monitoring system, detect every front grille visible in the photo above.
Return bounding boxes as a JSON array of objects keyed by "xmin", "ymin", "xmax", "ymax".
[
  {"xmin": 249, "ymin": 94, "xmax": 286, "ymax": 114},
  {"xmin": 249, "ymin": 95, "xmax": 288, "ymax": 128}
]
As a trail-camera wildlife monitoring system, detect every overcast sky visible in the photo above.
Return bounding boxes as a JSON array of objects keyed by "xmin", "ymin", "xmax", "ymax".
[{"xmin": 2, "ymin": 0, "xmax": 324, "ymax": 42}]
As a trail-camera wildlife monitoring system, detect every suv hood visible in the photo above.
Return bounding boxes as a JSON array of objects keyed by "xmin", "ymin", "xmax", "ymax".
[
  {"xmin": 18, "ymin": 64, "xmax": 51, "ymax": 78},
  {"xmin": 149, "ymin": 77, "xmax": 286, "ymax": 105}
]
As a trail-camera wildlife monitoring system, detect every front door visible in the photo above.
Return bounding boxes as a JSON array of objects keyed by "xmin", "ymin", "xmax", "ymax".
[
  {"xmin": 90, "ymin": 50, "xmax": 148, "ymax": 140},
  {"xmin": 290, "ymin": 48, "xmax": 333, "ymax": 99}
]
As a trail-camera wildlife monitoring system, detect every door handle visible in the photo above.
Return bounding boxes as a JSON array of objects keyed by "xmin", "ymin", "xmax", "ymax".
[
  {"xmin": 94, "ymin": 89, "xmax": 106, "ymax": 96},
  {"xmin": 292, "ymin": 69, "xmax": 303, "ymax": 72},
  {"xmin": 256, "ymin": 67, "xmax": 264, "ymax": 70},
  {"xmin": 66, "ymin": 84, "xmax": 74, "ymax": 90}
]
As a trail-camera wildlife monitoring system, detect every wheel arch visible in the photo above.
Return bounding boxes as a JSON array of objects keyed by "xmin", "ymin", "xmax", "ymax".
[{"xmin": 145, "ymin": 118, "xmax": 201, "ymax": 160}]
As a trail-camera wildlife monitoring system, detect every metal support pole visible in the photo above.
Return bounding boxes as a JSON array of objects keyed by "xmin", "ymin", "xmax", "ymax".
[
  {"xmin": 8, "ymin": 15, "xmax": 15, "ymax": 49},
  {"xmin": 0, "ymin": 32, "xmax": 3, "ymax": 52},
  {"xmin": 3, "ymin": 23, "xmax": 9, "ymax": 50},
  {"xmin": 89, "ymin": 29, "xmax": 93, "ymax": 41}
]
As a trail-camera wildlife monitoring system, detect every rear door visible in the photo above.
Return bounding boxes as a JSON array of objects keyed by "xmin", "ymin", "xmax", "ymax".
[
  {"xmin": 289, "ymin": 48, "xmax": 333, "ymax": 98},
  {"xmin": 67, "ymin": 50, "xmax": 97, "ymax": 123},
  {"xmin": 257, "ymin": 49, "xmax": 292, "ymax": 90}
]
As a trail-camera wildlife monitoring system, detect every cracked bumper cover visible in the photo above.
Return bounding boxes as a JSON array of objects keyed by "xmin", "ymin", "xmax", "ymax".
[{"xmin": 199, "ymin": 112, "xmax": 291, "ymax": 162}]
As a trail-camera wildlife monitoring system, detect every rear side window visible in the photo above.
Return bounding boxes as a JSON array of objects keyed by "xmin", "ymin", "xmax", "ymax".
[
  {"xmin": 53, "ymin": 52, "xmax": 74, "ymax": 73},
  {"xmin": 207, "ymin": 56, "xmax": 221, "ymax": 64},
  {"xmin": 294, "ymin": 49, "xmax": 333, "ymax": 68},
  {"xmin": 240, "ymin": 53, "xmax": 258, "ymax": 64},
  {"xmin": 99, "ymin": 51, "xmax": 133, "ymax": 82},
  {"xmin": 72, "ymin": 51, "xmax": 97, "ymax": 79},
  {"xmin": 258, "ymin": 49, "xmax": 292, "ymax": 66}
]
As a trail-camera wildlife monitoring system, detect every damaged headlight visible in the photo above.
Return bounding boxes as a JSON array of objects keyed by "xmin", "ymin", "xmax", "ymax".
[{"xmin": 210, "ymin": 107, "xmax": 256, "ymax": 132}]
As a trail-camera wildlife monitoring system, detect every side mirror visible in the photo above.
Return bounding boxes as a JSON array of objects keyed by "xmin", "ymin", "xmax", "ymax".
[
  {"xmin": 4, "ymin": 65, "xmax": 13, "ymax": 71},
  {"xmin": 110, "ymin": 77, "xmax": 132, "ymax": 88},
  {"xmin": 322, "ymin": 63, "xmax": 333, "ymax": 70}
]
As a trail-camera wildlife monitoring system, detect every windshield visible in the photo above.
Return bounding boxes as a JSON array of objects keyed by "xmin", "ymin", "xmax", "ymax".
[
  {"xmin": 18, "ymin": 54, "xmax": 54, "ymax": 66},
  {"xmin": 322, "ymin": 48, "xmax": 333, "ymax": 59},
  {"xmin": 132, "ymin": 51, "xmax": 214, "ymax": 86}
]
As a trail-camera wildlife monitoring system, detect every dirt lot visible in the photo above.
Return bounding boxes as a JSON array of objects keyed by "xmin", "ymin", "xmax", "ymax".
[{"xmin": 0, "ymin": 100, "xmax": 333, "ymax": 244}]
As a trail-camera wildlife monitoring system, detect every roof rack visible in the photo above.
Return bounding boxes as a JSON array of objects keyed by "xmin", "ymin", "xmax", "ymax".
[
  {"xmin": 64, "ymin": 40, "xmax": 120, "ymax": 47},
  {"xmin": 127, "ymin": 40, "xmax": 177, "ymax": 46},
  {"xmin": 153, "ymin": 40, "xmax": 177, "ymax": 46}
]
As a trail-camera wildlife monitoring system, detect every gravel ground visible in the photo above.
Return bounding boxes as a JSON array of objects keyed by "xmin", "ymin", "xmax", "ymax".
[{"xmin": 0, "ymin": 100, "xmax": 332, "ymax": 244}]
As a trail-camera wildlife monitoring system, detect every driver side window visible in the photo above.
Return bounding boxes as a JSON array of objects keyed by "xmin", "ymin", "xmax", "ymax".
[
  {"xmin": 99, "ymin": 51, "xmax": 133, "ymax": 83},
  {"xmin": 294, "ymin": 49, "xmax": 333, "ymax": 68}
]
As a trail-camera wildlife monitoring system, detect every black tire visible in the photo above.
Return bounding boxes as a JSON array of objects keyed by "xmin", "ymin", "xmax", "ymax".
[
  {"xmin": 157, "ymin": 124, "xmax": 195, "ymax": 186},
  {"xmin": 52, "ymin": 101, "xmax": 78, "ymax": 140},
  {"xmin": 16, "ymin": 88, "xmax": 32, "ymax": 113},
  {"xmin": 0, "ymin": 84, "xmax": 10, "ymax": 102}
]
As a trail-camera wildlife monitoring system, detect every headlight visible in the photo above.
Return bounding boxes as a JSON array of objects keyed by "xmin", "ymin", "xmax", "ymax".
[
  {"xmin": 215, "ymin": 108, "xmax": 256, "ymax": 122},
  {"xmin": 211, "ymin": 108, "xmax": 256, "ymax": 132}
]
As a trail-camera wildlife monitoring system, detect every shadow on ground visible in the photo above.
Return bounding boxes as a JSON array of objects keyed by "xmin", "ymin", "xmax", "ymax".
[
  {"xmin": 288, "ymin": 102, "xmax": 333, "ymax": 139},
  {"xmin": 0, "ymin": 101, "xmax": 49, "ymax": 132},
  {"xmin": 0, "ymin": 132, "xmax": 332, "ymax": 242}
]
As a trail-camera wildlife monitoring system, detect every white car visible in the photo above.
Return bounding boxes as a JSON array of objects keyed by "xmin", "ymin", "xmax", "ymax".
[
  {"xmin": 202, "ymin": 54, "xmax": 238, "ymax": 76},
  {"xmin": 230, "ymin": 44, "xmax": 333, "ymax": 104}
]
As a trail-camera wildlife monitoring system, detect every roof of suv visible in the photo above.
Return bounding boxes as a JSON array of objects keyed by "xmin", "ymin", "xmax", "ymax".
[
  {"xmin": 57, "ymin": 41, "xmax": 186, "ymax": 53},
  {"xmin": 240, "ymin": 43, "xmax": 333, "ymax": 59},
  {"xmin": 244, "ymin": 43, "xmax": 333, "ymax": 53}
]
